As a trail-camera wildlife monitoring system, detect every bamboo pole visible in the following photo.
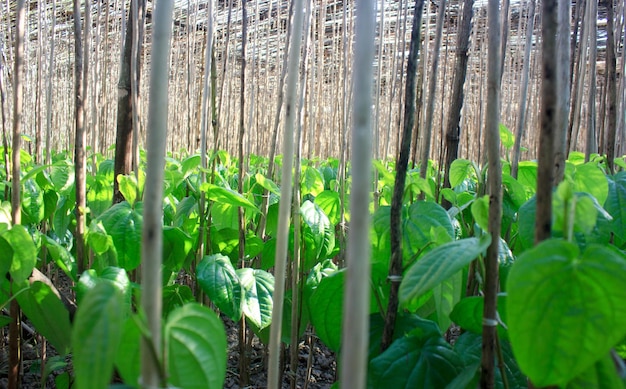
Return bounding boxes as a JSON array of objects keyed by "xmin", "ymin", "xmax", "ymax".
[
  {"xmin": 9, "ymin": 1, "xmax": 26, "ymax": 388},
  {"xmin": 140, "ymin": 0, "xmax": 174, "ymax": 386},
  {"xmin": 267, "ymin": 0, "xmax": 306, "ymax": 382},
  {"xmin": 480, "ymin": 0, "xmax": 503, "ymax": 385},
  {"xmin": 339, "ymin": 0, "xmax": 376, "ymax": 385}
]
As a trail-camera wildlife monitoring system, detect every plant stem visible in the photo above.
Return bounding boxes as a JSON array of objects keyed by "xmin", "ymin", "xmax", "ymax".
[{"xmin": 381, "ymin": 0, "xmax": 425, "ymax": 352}]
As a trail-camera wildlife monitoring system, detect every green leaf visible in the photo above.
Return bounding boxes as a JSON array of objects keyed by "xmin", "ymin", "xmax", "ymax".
[
  {"xmin": 449, "ymin": 294, "xmax": 509, "ymax": 340},
  {"xmin": 517, "ymin": 161, "xmax": 538, "ymax": 193},
  {"xmin": 309, "ymin": 270, "xmax": 344, "ymax": 352},
  {"xmin": 449, "ymin": 159, "xmax": 475, "ymax": 188},
  {"xmin": 197, "ymin": 254, "xmax": 243, "ymax": 321},
  {"xmin": 165, "ymin": 303, "xmax": 227, "ymax": 389},
  {"xmin": 399, "ymin": 235, "xmax": 491, "ymax": 305},
  {"xmin": 87, "ymin": 175, "xmax": 113, "ymax": 218},
  {"xmin": 507, "ymin": 240, "xmax": 626, "ymax": 387},
  {"xmin": 202, "ymin": 183, "xmax": 259, "ymax": 212},
  {"xmin": 50, "ymin": 159, "xmax": 75, "ymax": 194},
  {"xmin": 237, "ymin": 268, "xmax": 274, "ymax": 329},
  {"xmin": 117, "ymin": 174, "xmax": 138, "ymax": 206},
  {"xmin": 470, "ymin": 195, "xmax": 489, "ymax": 230},
  {"xmin": 72, "ymin": 282, "xmax": 125, "ymax": 389},
  {"xmin": 301, "ymin": 165, "xmax": 325, "ymax": 197},
  {"xmin": 5, "ymin": 225, "xmax": 37, "ymax": 284},
  {"xmin": 314, "ymin": 190, "xmax": 341, "ymax": 225},
  {"xmin": 300, "ymin": 200, "xmax": 336, "ymax": 269},
  {"xmin": 75, "ymin": 267, "xmax": 131, "ymax": 315},
  {"xmin": 572, "ymin": 162, "xmax": 608, "ymax": 206},
  {"xmin": 254, "ymin": 172, "xmax": 280, "ymax": 196},
  {"xmin": 42, "ymin": 236, "xmax": 76, "ymax": 282},
  {"xmin": 114, "ymin": 316, "xmax": 141, "ymax": 388},
  {"xmin": 22, "ymin": 178, "xmax": 45, "ymax": 224},
  {"xmin": 433, "ymin": 270, "xmax": 462, "ymax": 332},
  {"xmin": 162, "ymin": 284, "xmax": 195, "ymax": 318},
  {"xmin": 162, "ymin": 226, "xmax": 193, "ymax": 272},
  {"xmin": 368, "ymin": 328, "xmax": 463, "ymax": 388},
  {"xmin": 499, "ymin": 123, "xmax": 515, "ymax": 150},
  {"xmin": 98, "ymin": 202, "xmax": 143, "ymax": 271},
  {"xmin": 0, "ymin": 235, "xmax": 14, "ymax": 279},
  {"xmin": 403, "ymin": 201, "xmax": 455, "ymax": 262},
  {"xmin": 16, "ymin": 281, "xmax": 71, "ymax": 355},
  {"xmin": 452, "ymin": 332, "xmax": 526, "ymax": 389},
  {"xmin": 605, "ymin": 172, "xmax": 626, "ymax": 245},
  {"xmin": 567, "ymin": 352, "xmax": 626, "ymax": 389}
]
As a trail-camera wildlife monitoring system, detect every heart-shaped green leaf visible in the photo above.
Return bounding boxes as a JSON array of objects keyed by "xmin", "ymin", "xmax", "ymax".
[
  {"xmin": 507, "ymin": 240, "xmax": 626, "ymax": 387},
  {"xmin": 237, "ymin": 268, "xmax": 274, "ymax": 329},
  {"xmin": 165, "ymin": 303, "xmax": 227, "ymax": 389},
  {"xmin": 197, "ymin": 254, "xmax": 243, "ymax": 321}
]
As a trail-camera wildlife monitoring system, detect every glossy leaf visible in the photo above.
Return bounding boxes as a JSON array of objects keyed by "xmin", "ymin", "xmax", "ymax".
[
  {"xmin": 16, "ymin": 281, "xmax": 71, "ymax": 355},
  {"xmin": 368, "ymin": 327, "xmax": 463, "ymax": 388},
  {"xmin": 115, "ymin": 316, "xmax": 141, "ymax": 387},
  {"xmin": 165, "ymin": 303, "xmax": 227, "ymax": 389},
  {"xmin": 300, "ymin": 200, "xmax": 336, "ymax": 268},
  {"xmin": 202, "ymin": 183, "xmax": 259, "ymax": 212},
  {"xmin": 42, "ymin": 236, "xmax": 76, "ymax": 282},
  {"xmin": 237, "ymin": 268, "xmax": 274, "ymax": 329},
  {"xmin": 399, "ymin": 235, "xmax": 491, "ymax": 305},
  {"xmin": 22, "ymin": 178, "xmax": 45, "ymax": 224},
  {"xmin": 98, "ymin": 202, "xmax": 143, "ymax": 271},
  {"xmin": 5, "ymin": 225, "xmax": 37, "ymax": 284},
  {"xmin": 72, "ymin": 282, "xmax": 125, "ymax": 389},
  {"xmin": 197, "ymin": 254, "xmax": 243, "ymax": 321},
  {"xmin": 314, "ymin": 190, "xmax": 341, "ymax": 225},
  {"xmin": 309, "ymin": 270, "xmax": 344, "ymax": 352},
  {"xmin": 449, "ymin": 159, "xmax": 474, "ymax": 188},
  {"xmin": 507, "ymin": 240, "xmax": 626, "ymax": 387}
]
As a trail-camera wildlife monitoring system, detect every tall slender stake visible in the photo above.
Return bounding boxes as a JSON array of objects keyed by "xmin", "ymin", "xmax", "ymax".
[
  {"xmin": 267, "ymin": 0, "xmax": 306, "ymax": 383},
  {"xmin": 74, "ymin": 0, "xmax": 86, "ymax": 276},
  {"xmin": 9, "ymin": 2, "xmax": 26, "ymax": 388},
  {"xmin": 140, "ymin": 1, "xmax": 173, "ymax": 386},
  {"xmin": 418, "ymin": 0, "xmax": 447, "ymax": 186},
  {"xmin": 512, "ymin": 0, "xmax": 536, "ymax": 179},
  {"xmin": 381, "ymin": 0, "xmax": 425, "ymax": 352},
  {"xmin": 339, "ymin": 0, "xmax": 376, "ymax": 385},
  {"xmin": 480, "ymin": 0, "xmax": 503, "ymax": 386}
]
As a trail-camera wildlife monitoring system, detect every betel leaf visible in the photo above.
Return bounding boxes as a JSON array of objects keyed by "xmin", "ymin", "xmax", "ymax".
[
  {"xmin": 0, "ymin": 235, "xmax": 13, "ymax": 278},
  {"xmin": 5, "ymin": 225, "xmax": 37, "ymax": 284},
  {"xmin": 301, "ymin": 165, "xmax": 325, "ymax": 197},
  {"xmin": 98, "ymin": 201, "xmax": 143, "ymax": 271},
  {"xmin": 309, "ymin": 270, "xmax": 344, "ymax": 352},
  {"xmin": 165, "ymin": 303, "xmax": 227, "ymax": 389},
  {"xmin": 572, "ymin": 162, "xmax": 608, "ymax": 206},
  {"xmin": 162, "ymin": 226, "xmax": 193, "ymax": 272},
  {"xmin": 451, "ymin": 332, "xmax": 526, "ymax": 389},
  {"xmin": 75, "ymin": 267, "xmax": 131, "ymax": 316},
  {"xmin": 507, "ymin": 240, "xmax": 626, "ymax": 387},
  {"xmin": 399, "ymin": 235, "xmax": 491, "ymax": 306},
  {"xmin": 403, "ymin": 201, "xmax": 455, "ymax": 261},
  {"xmin": 433, "ymin": 270, "xmax": 463, "ymax": 332},
  {"xmin": 254, "ymin": 172, "xmax": 280, "ymax": 196},
  {"xmin": 162, "ymin": 284, "xmax": 195, "ymax": 318},
  {"xmin": 368, "ymin": 327, "xmax": 463, "ymax": 389},
  {"xmin": 22, "ymin": 178, "xmax": 45, "ymax": 225},
  {"xmin": 499, "ymin": 123, "xmax": 515, "ymax": 150},
  {"xmin": 202, "ymin": 183, "xmax": 259, "ymax": 212},
  {"xmin": 449, "ymin": 158, "xmax": 475, "ymax": 188},
  {"xmin": 72, "ymin": 282, "xmax": 125, "ymax": 389},
  {"xmin": 117, "ymin": 175, "xmax": 138, "ymax": 206},
  {"xmin": 114, "ymin": 316, "xmax": 141, "ymax": 388},
  {"xmin": 50, "ymin": 159, "xmax": 75, "ymax": 194},
  {"xmin": 314, "ymin": 190, "xmax": 341, "ymax": 225},
  {"xmin": 197, "ymin": 254, "xmax": 243, "ymax": 321},
  {"xmin": 42, "ymin": 236, "xmax": 76, "ymax": 282},
  {"xmin": 449, "ymin": 294, "xmax": 509, "ymax": 340},
  {"xmin": 605, "ymin": 172, "xmax": 626, "ymax": 245},
  {"xmin": 470, "ymin": 195, "xmax": 489, "ymax": 231},
  {"xmin": 300, "ymin": 200, "xmax": 336, "ymax": 269},
  {"xmin": 237, "ymin": 268, "xmax": 274, "ymax": 329},
  {"xmin": 567, "ymin": 352, "xmax": 626, "ymax": 389},
  {"xmin": 16, "ymin": 281, "xmax": 71, "ymax": 355}
]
